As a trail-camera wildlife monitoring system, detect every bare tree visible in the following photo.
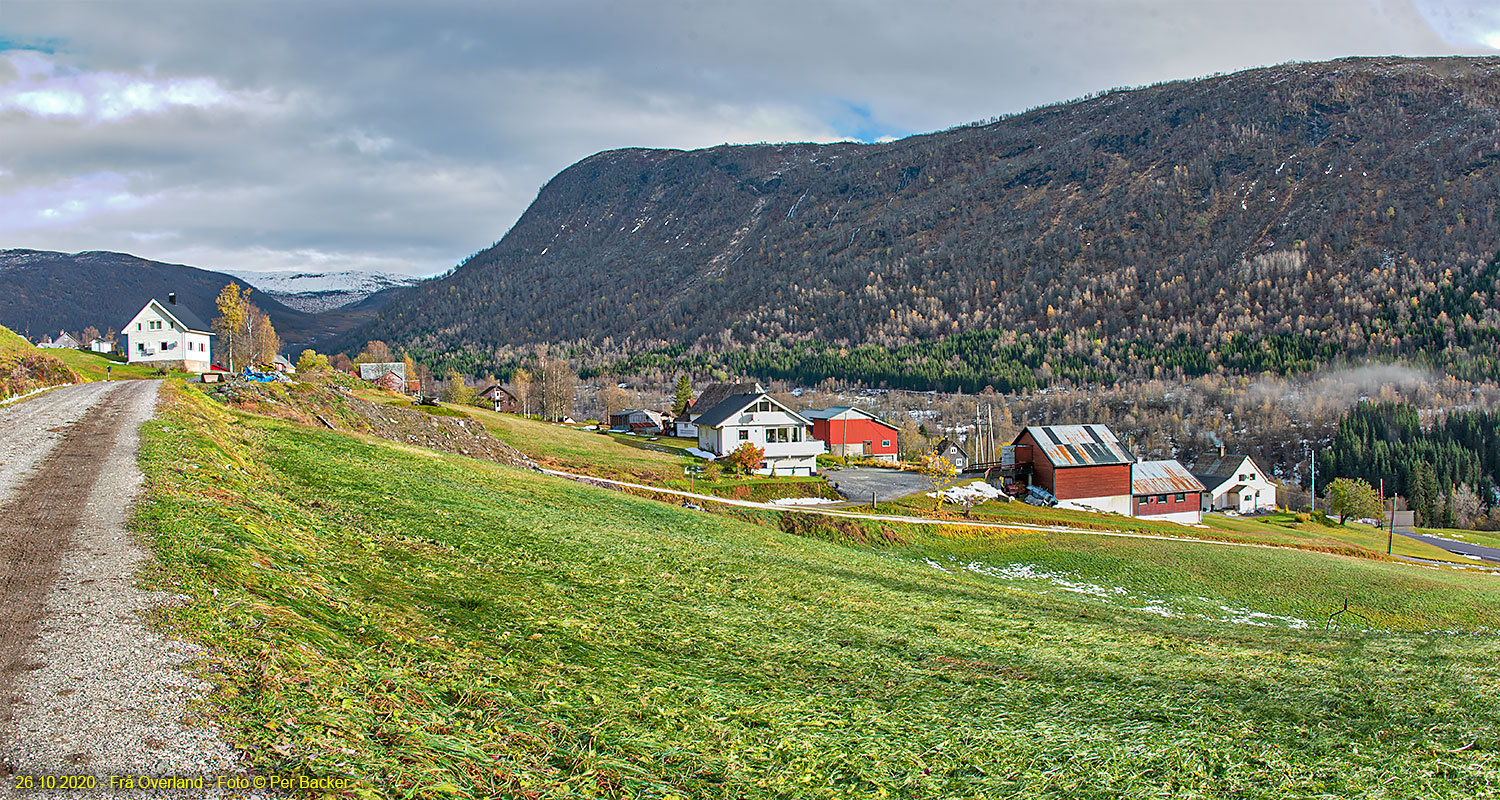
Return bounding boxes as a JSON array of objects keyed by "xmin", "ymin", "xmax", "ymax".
[{"xmin": 538, "ymin": 357, "xmax": 577, "ymax": 421}]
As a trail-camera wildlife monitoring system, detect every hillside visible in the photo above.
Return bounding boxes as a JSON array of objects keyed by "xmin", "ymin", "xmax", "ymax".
[
  {"xmin": 346, "ymin": 56, "xmax": 1500, "ymax": 389},
  {"xmin": 134, "ymin": 379, "xmax": 1500, "ymax": 796},
  {"xmin": 0, "ymin": 325, "xmax": 77, "ymax": 399},
  {"xmin": 0, "ymin": 250, "xmax": 406, "ymax": 349}
]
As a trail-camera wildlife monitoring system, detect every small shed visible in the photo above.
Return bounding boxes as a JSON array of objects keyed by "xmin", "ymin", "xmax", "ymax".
[
  {"xmin": 932, "ymin": 438, "xmax": 970, "ymax": 470},
  {"xmin": 609, "ymin": 409, "xmax": 666, "ymax": 434},
  {"xmin": 1131, "ymin": 460, "xmax": 1206, "ymax": 524}
]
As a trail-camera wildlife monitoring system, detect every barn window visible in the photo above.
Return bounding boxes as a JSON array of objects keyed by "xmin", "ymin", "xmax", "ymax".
[
  {"xmin": 1156, "ymin": 495, "xmax": 1167, "ymax": 503},
  {"xmin": 1175, "ymin": 493, "xmax": 1185, "ymax": 503},
  {"xmin": 882, "ymin": 440, "xmax": 891, "ymax": 448}
]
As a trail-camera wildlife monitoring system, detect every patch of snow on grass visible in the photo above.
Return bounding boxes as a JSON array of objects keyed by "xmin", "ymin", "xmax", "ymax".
[{"xmin": 767, "ymin": 497, "xmax": 837, "ymax": 506}]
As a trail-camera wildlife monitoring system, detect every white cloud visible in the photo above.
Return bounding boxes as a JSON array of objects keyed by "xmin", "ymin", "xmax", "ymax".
[{"xmin": 0, "ymin": 50, "xmax": 250, "ymax": 122}]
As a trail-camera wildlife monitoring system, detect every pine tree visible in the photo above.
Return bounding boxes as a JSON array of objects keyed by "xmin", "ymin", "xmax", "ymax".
[{"xmin": 672, "ymin": 374, "xmax": 692, "ymax": 416}]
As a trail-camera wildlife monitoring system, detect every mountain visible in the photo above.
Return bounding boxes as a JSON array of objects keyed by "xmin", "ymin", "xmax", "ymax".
[
  {"xmin": 0, "ymin": 250, "xmax": 396, "ymax": 348},
  {"xmin": 226, "ymin": 269, "xmax": 422, "ymax": 313},
  {"xmin": 341, "ymin": 56, "xmax": 1500, "ymax": 390}
]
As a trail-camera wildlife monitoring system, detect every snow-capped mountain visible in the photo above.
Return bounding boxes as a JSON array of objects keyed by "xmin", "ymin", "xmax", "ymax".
[{"xmin": 227, "ymin": 269, "xmax": 423, "ymax": 312}]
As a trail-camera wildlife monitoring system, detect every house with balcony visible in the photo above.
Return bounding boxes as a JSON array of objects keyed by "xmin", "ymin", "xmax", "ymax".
[
  {"xmin": 693, "ymin": 390, "xmax": 826, "ymax": 476},
  {"xmin": 123, "ymin": 294, "xmax": 214, "ymax": 373}
]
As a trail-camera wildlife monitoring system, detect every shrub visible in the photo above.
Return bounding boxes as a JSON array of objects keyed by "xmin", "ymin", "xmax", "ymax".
[{"xmin": 724, "ymin": 442, "xmax": 765, "ymax": 475}]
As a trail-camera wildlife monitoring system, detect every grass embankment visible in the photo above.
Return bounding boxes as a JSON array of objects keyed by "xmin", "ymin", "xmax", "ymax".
[
  {"xmin": 869, "ymin": 483, "xmax": 1461, "ymax": 561},
  {"xmin": 0, "ymin": 325, "xmax": 77, "ymax": 399},
  {"xmin": 138, "ymin": 380, "xmax": 1500, "ymax": 798},
  {"xmin": 48, "ymin": 347, "xmax": 167, "ymax": 381},
  {"xmin": 458, "ymin": 403, "xmax": 837, "ymax": 501}
]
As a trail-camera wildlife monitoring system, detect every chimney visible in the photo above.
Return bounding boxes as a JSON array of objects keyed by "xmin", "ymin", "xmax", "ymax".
[
  {"xmin": 168, "ymin": 292, "xmax": 177, "ymax": 305},
  {"xmin": 1218, "ymin": 444, "xmax": 1225, "ymax": 458}
]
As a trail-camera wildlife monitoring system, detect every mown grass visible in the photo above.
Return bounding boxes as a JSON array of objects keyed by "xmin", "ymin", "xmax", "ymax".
[{"xmin": 136, "ymin": 380, "xmax": 1500, "ymax": 798}]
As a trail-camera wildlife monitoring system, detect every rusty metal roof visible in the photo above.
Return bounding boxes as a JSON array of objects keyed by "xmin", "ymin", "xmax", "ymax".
[
  {"xmin": 1131, "ymin": 460, "xmax": 1207, "ymax": 495},
  {"xmin": 1018, "ymin": 425, "xmax": 1134, "ymax": 467}
]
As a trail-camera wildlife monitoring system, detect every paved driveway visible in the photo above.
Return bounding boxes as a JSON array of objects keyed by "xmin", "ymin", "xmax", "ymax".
[
  {"xmin": 1398, "ymin": 530, "xmax": 1500, "ymax": 563},
  {"xmin": 823, "ymin": 465, "xmax": 930, "ymax": 503}
]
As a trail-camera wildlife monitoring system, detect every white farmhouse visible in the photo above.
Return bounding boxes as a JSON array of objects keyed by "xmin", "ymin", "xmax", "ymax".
[
  {"xmin": 1190, "ymin": 451, "xmax": 1277, "ymax": 514},
  {"xmin": 694, "ymin": 390, "xmax": 826, "ymax": 476},
  {"xmin": 123, "ymin": 294, "xmax": 214, "ymax": 373}
]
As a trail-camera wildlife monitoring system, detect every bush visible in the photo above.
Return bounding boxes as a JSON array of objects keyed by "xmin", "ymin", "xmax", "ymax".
[{"xmin": 724, "ymin": 442, "xmax": 765, "ymax": 475}]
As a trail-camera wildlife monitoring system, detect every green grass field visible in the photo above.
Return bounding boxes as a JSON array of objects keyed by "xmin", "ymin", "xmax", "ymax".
[
  {"xmin": 0, "ymin": 325, "xmax": 79, "ymax": 398},
  {"xmin": 135, "ymin": 380, "xmax": 1500, "ymax": 798},
  {"xmin": 49, "ymin": 347, "xmax": 181, "ymax": 381}
]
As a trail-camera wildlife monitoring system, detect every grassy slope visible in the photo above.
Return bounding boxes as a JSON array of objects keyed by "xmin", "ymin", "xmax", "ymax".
[
  {"xmin": 0, "ymin": 325, "xmax": 77, "ymax": 398},
  {"xmin": 49, "ymin": 347, "xmax": 179, "ymax": 381},
  {"xmin": 137, "ymin": 381, "xmax": 1500, "ymax": 798}
]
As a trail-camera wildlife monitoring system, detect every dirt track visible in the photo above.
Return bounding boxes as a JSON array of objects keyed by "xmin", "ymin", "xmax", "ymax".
[{"xmin": 0, "ymin": 381, "xmax": 247, "ymax": 796}]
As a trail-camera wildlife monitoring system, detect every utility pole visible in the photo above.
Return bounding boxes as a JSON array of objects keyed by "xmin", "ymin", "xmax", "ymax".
[
  {"xmin": 1382, "ymin": 478, "xmax": 1392, "ymax": 555},
  {"xmin": 1309, "ymin": 446, "xmax": 1317, "ymax": 514}
]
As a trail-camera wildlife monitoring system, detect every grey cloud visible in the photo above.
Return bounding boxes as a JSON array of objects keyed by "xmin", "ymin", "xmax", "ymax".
[{"xmin": 0, "ymin": 0, "xmax": 1485, "ymax": 275}]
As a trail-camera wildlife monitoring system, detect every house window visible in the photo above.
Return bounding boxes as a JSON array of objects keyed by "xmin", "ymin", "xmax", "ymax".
[
  {"xmin": 882, "ymin": 440, "xmax": 891, "ymax": 448},
  {"xmin": 136, "ymin": 323, "xmax": 141, "ymax": 331},
  {"xmin": 137, "ymin": 343, "xmax": 145, "ymax": 352},
  {"xmin": 1175, "ymin": 493, "xmax": 1185, "ymax": 503},
  {"xmin": 792, "ymin": 428, "xmax": 801, "ymax": 442},
  {"xmin": 738, "ymin": 430, "xmax": 749, "ymax": 441}
]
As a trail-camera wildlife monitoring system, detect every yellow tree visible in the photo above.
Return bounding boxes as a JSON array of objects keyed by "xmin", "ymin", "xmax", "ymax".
[
  {"xmin": 921, "ymin": 452, "xmax": 958, "ymax": 511},
  {"xmin": 213, "ymin": 282, "xmax": 248, "ymax": 372}
]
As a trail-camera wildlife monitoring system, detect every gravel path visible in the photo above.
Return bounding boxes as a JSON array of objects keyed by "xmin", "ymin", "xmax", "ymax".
[{"xmin": 0, "ymin": 382, "xmax": 256, "ymax": 798}]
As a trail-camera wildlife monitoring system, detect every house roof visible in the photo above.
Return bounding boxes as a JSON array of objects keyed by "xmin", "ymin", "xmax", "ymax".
[
  {"xmin": 358, "ymin": 362, "xmax": 407, "ymax": 381},
  {"xmin": 1189, "ymin": 454, "xmax": 1269, "ymax": 488},
  {"xmin": 480, "ymin": 384, "xmax": 517, "ymax": 400},
  {"xmin": 1131, "ymin": 460, "xmax": 1206, "ymax": 495},
  {"xmin": 149, "ymin": 299, "xmax": 213, "ymax": 334},
  {"xmin": 688, "ymin": 381, "xmax": 764, "ymax": 417},
  {"xmin": 694, "ymin": 392, "xmax": 811, "ymax": 429},
  {"xmin": 613, "ymin": 409, "xmax": 665, "ymax": 422},
  {"xmin": 803, "ymin": 406, "xmax": 900, "ymax": 431},
  {"xmin": 1017, "ymin": 425, "xmax": 1134, "ymax": 467},
  {"xmin": 934, "ymin": 438, "xmax": 969, "ymax": 457}
]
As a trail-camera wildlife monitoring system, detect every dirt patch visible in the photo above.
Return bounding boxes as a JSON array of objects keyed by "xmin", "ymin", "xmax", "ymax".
[{"xmin": 0, "ymin": 397, "xmax": 118, "ymax": 730}]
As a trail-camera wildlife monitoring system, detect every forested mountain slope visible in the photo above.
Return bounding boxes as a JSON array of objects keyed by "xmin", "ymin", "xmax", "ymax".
[{"xmin": 353, "ymin": 57, "xmax": 1500, "ymax": 388}]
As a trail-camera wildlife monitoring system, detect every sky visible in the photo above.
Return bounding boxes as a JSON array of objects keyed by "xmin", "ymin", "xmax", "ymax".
[{"xmin": 1, "ymin": 0, "xmax": 1497, "ymax": 277}]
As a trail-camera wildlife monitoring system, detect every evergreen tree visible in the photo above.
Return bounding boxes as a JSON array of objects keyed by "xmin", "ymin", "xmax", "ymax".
[{"xmin": 672, "ymin": 375, "xmax": 692, "ymax": 416}]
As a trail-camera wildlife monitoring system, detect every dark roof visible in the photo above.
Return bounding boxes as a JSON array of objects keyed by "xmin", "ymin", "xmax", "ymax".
[
  {"xmin": 689, "ymin": 381, "xmax": 763, "ymax": 417},
  {"xmin": 934, "ymin": 438, "xmax": 969, "ymax": 458},
  {"xmin": 693, "ymin": 393, "xmax": 765, "ymax": 429},
  {"xmin": 803, "ymin": 406, "xmax": 900, "ymax": 431},
  {"xmin": 480, "ymin": 384, "xmax": 517, "ymax": 400},
  {"xmin": 153, "ymin": 298, "xmax": 213, "ymax": 333},
  {"xmin": 1016, "ymin": 425, "xmax": 1134, "ymax": 467},
  {"xmin": 1188, "ymin": 454, "xmax": 1265, "ymax": 485}
]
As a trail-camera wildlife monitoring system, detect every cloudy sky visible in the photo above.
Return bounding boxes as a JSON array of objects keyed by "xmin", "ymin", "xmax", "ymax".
[{"xmin": 2, "ymin": 0, "xmax": 1496, "ymax": 277}]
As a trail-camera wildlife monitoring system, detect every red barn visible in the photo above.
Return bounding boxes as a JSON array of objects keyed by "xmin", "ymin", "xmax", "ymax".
[
  {"xmin": 1131, "ymin": 460, "xmax": 1206, "ymax": 524},
  {"xmin": 1009, "ymin": 425, "xmax": 1134, "ymax": 514},
  {"xmin": 805, "ymin": 407, "xmax": 899, "ymax": 462}
]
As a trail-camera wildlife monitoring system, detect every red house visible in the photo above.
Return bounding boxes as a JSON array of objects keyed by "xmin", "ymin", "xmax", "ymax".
[
  {"xmin": 805, "ymin": 407, "xmax": 899, "ymax": 462},
  {"xmin": 1008, "ymin": 425, "xmax": 1134, "ymax": 514}
]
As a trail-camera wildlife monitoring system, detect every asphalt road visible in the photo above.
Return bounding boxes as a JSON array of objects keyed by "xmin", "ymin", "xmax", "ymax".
[
  {"xmin": 823, "ymin": 465, "xmax": 930, "ymax": 503},
  {"xmin": 1398, "ymin": 530, "xmax": 1500, "ymax": 563}
]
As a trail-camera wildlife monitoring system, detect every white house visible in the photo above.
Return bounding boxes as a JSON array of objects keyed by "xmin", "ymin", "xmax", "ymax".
[
  {"xmin": 123, "ymin": 295, "xmax": 214, "ymax": 373},
  {"xmin": 1190, "ymin": 451, "xmax": 1277, "ymax": 514},
  {"xmin": 37, "ymin": 331, "xmax": 81, "ymax": 349},
  {"xmin": 88, "ymin": 338, "xmax": 116, "ymax": 354},
  {"xmin": 694, "ymin": 390, "xmax": 826, "ymax": 476}
]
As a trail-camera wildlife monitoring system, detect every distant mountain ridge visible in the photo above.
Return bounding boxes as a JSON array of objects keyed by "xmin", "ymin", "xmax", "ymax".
[
  {"xmin": 339, "ymin": 56, "xmax": 1500, "ymax": 389},
  {"xmin": 227, "ymin": 269, "xmax": 423, "ymax": 313},
  {"xmin": 0, "ymin": 249, "xmax": 408, "ymax": 349}
]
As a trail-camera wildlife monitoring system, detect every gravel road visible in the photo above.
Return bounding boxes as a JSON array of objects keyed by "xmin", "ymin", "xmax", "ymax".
[{"xmin": 0, "ymin": 382, "xmax": 254, "ymax": 798}]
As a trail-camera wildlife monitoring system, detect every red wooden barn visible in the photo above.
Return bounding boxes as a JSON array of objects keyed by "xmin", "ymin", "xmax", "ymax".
[
  {"xmin": 804, "ymin": 406, "xmax": 899, "ymax": 462},
  {"xmin": 1008, "ymin": 425, "xmax": 1135, "ymax": 514}
]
